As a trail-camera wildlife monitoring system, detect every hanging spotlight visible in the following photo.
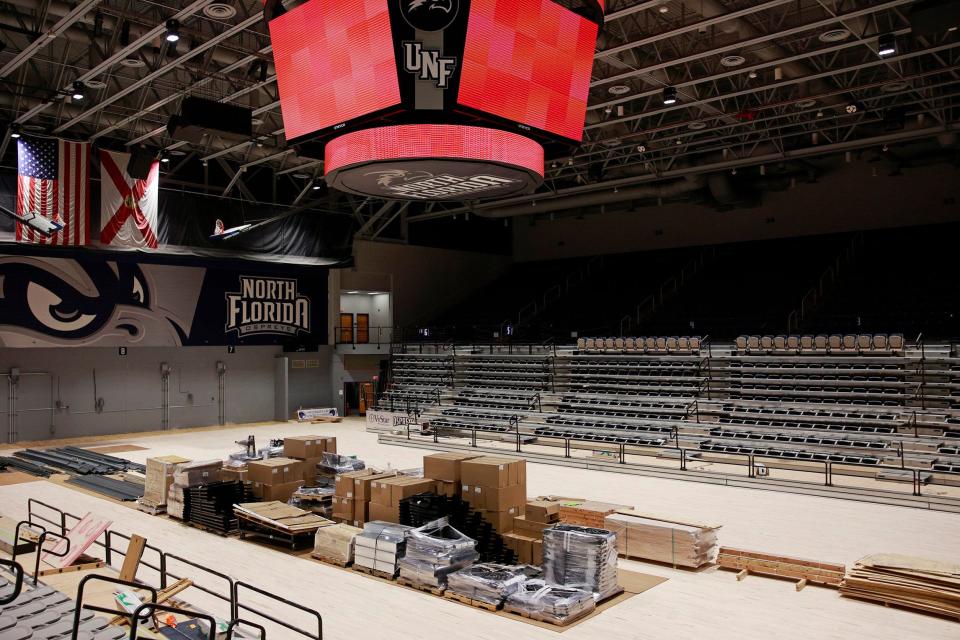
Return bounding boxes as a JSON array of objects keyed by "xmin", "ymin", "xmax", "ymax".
[
  {"xmin": 604, "ymin": 105, "xmax": 612, "ymax": 115},
  {"xmin": 71, "ymin": 81, "xmax": 85, "ymax": 101},
  {"xmin": 636, "ymin": 144, "xmax": 646, "ymax": 153},
  {"xmin": 662, "ymin": 86, "xmax": 678, "ymax": 105},
  {"xmin": 160, "ymin": 153, "xmax": 170, "ymax": 164},
  {"xmin": 748, "ymin": 70, "xmax": 757, "ymax": 79},
  {"xmin": 877, "ymin": 33, "xmax": 896, "ymax": 57},
  {"xmin": 312, "ymin": 182, "xmax": 322, "ymax": 190},
  {"xmin": 9, "ymin": 123, "xmax": 21, "ymax": 139},
  {"xmin": 165, "ymin": 19, "xmax": 181, "ymax": 43}
]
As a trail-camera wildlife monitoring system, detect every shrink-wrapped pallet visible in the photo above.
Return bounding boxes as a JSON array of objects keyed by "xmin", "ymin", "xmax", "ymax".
[
  {"xmin": 446, "ymin": 563, "xmax": 530, "ymax": 605},
  {"xmin": 313, "ymin": 523, "xmax": 363, "ymax": 563},
  {"xmin": 542, "ymin": 524, "xmax": 619, "ymax": 601},
  {"xmin": 505, "ymin": 579, "xmax": 595, "ymax": 625},
  {"xmin": 604, "ymin": 510, "xmax": 719, "ymax": 568},
  {"xmin": 398, "ymin": 517, "xmax": 478, "ymax": 588}
]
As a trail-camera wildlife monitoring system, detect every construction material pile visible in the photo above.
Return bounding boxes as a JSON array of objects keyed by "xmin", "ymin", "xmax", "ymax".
[
  {"xmin": 317, "ymin": 452, "xmax": 365, "ymax": 478},
  {"xmin": 505, "ymin": 579, "xmax": 596, "ymax": 625},
  {"xmin": 167, "ymin": 460, "xmax": 222, "ymax": 520},
  {"xmin": 604, "ymin": 510, "xmax": 719, "ymax": 568},
  {"xmin": 445, "ymin": 563, "xmax": 531, "ymax": 605},
  {"xmin": 398, "ymin": 518, "xmax": 478, "ymax": 588},
  {"xmin": 354, "ymin": 521, "xmax": 411, "ymax": 577},
  {"xmin": 184, "ymin": 480, "xmax": 250, "ymax": 534},
  {"xmin": 313, "ymin": 523, "xmax": 363, "ymax": 564},
  {"xmin": 543, "ymin": 524, "xmax": 619, "ymax": 600},
  {"xmin": 840, "ymin": 554, "xmax": 960, "ymax": 618}
]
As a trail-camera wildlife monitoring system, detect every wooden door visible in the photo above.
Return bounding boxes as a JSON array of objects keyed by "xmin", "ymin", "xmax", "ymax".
[
  {"xmin": 356, "ymin": 313, "xmax": 370, "ymax": 344},
  {"xmin": 339, "ymin": 313, "xmax": 353, "ymax": 343}
]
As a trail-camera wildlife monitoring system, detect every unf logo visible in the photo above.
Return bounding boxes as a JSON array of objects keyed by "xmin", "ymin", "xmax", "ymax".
[
  {"xmin": 403, "ymin": 42, "xmax": 456, "ymax": 88},
  {"xmin": 400, "ymin": 0, "xmax": 458, "ymax": 32}
]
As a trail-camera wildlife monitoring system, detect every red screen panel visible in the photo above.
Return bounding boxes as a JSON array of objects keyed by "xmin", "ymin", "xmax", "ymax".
[
  {"xmin": 325, "ymin": 124, "xmax": 544, "ymax": 176},
  {"xmin": 269, "ymin": 0, "xmax": 401, "ymax": 141},
  {"xmin": 457, "ymin": 0, "xmax": 599, "ymax": 142}
]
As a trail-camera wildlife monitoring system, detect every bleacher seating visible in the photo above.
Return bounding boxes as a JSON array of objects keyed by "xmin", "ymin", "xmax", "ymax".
[{"xmin": 382, "ymin": 337, "xmax": 960, "ymax": 488}]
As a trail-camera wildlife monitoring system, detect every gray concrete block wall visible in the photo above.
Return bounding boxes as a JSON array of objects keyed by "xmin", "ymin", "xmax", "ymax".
[{"xmin": 0, "ymin": 345, "xmax": 285, "ymax": 442}]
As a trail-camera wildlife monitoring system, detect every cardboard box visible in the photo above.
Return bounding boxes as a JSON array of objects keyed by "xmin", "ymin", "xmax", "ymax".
[
  {"xmin": 532, "ymin": 539, "xmax": 542, "ymax": 565},
  {"xmin": 248, "ymin": 458, "xmax": 302, "ymax": 485},
  {"xmin": 368, "ymin": 501, "xmax": 401, "ymax": 524},
  {"xmin": 252, "ymin": 480, "xmax": 303, "ymax": 502},
  {"xmin": 353, "ymin": 500, "xmax": 369, "ymax": 525},
  {"xmin": 144, "ymin": 455, "xmax": 191, "ymax": 504},
  {"xmin": 220, "ymin": 467, "xmax": 248, "ymax": 483},
  {"xmin": 422, "ymin": 452, "xmax": 481, "ymax": 482},
  {"xmin": 335, "ymin": 469, "xmax": 375, "ymax": 497},
  {"xmin": 526, "ymin": 500, "xmax": 561, "ymax": 523},
  {"xmin": 513, "ymin": 515, "xmax": 549, "ymax": 537},
  {"xmin": 319, "ymin": 436, "xmax": 337, "ymax": 454},
  {"xmin": 172, "ymin": 460, "xmax": 221, "ymax": 487},
  {"xmin": 370, "ymin": 476, "xmax": 436, "ymax": 507},
  {"xmin": 299, "ymin": 457, "xmax": 324, "ymax": 483},
  {"xmin": 464, "ymin": 484, "xmax": 525, "ymax": 511},
  {"xmin": 461, "ymin": 456, "xmax": 525, "ymax": 488},
  {"xmin": 332, "ymin": 496, "xmax": 354, "ymax": 520},
  {"xmin": 284, "ymin": 435, "xmax": 323, "ymax": 459},
  {"xmin": 480, "ymin": 505, "xmax": 524, "ymax": 533},
  {"xmin": 436, "ymin": 480, "xmax": 458, "ymax": 498},
  {"xmin": 353, "ymin": 472, "xmax": 399, "ymax": 501},
  {"xmin": 503, "ymin": 533, "xmax": 535, "ymax": 565}
]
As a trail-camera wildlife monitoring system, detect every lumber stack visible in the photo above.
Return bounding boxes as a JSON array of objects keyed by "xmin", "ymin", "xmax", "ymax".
[
  {"xmin": 557, "ymin": 501, "xmax": 629, "ymax": 528},
  {"xmin": 604, "ymin": 510, "xmax": 720, "ymax": 568},
  {"xmin": 718, "ymin": 547, "xmax": 844, "ymax": 588},
  {"xmin": 234, "ymin": 501, "xmax": 334, "ymax": 535},
  {"xmin": 840, "ymin": 554, "xmax": 960, "ymax": 618}
]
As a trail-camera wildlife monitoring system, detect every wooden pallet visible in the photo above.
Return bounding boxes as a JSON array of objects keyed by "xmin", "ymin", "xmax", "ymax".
[
  {"xmin": 502, "ymin": 603, "xmax": 590, "ymax": 627},
  {"xmin": 443, "ymin": 591, "xmax": 501, "ymax": 611},
  {"xmin": 397, "ymin": 576, "xmax": 445, "ymax": 596},
  {"xmin": 310, "ymin": 553, "xmax": 351, "ymax": 568},
  {"xmin": 178, "ymin": 518, "xmax": 238, "ymax": 538},
  {"xmin": 136, "ymin": 500, "xmax": 166, "ymax": 515},
  {"xmin": 352, "ymin": 564, "xmax": 396, "ymax": 580},
  {"xmin": 718, "ymin": 547, "xmax": 844, "ymax": 589}
]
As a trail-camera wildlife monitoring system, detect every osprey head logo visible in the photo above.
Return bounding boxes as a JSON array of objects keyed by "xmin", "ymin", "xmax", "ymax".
[{"xmin": 401, "ymin": 0, "xmax": 458, "ymax": 31}]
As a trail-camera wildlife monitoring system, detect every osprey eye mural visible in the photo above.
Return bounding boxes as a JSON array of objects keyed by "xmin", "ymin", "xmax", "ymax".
[
  {"xmin": 0, "ymin": 255, "xmax": 327, "ymax": 348},
  {"xmin": 401, "ymin": 0, "xmax": 459, "ymax": 31}
]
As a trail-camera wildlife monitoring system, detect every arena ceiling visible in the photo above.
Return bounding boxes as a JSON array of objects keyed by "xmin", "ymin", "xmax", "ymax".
[{"xmin": 1, "ymin": 0, "xmax": 958, "ymax": 239}]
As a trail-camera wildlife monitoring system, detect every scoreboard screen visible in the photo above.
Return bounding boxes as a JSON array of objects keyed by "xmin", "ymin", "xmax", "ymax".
[
  {"xmin": 457, "ymin": 0, "xmax": 599, "ymax": 142},
  {"xmin": 269, "ymin": 0, "xmax": 401, "ymax": 142}
]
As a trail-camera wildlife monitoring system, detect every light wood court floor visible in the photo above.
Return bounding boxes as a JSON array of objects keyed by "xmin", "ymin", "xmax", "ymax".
[{"xmin": 1, "ymin": 417, "xmax": 958, "ymax": 639}]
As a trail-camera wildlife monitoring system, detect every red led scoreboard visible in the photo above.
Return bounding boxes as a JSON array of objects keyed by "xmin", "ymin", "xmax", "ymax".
[{"xmin": 265, "ymin": 0, "xmax": 604, "ymax": 200}]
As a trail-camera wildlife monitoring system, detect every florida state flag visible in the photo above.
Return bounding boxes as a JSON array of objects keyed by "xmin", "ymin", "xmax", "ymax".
[{"xmin": 99, "ymin": 149, "xmax": 159, "ymax": 249}]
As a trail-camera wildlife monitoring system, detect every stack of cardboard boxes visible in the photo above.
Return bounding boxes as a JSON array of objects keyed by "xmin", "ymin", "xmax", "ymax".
[
  {"xmin": 368, "ymin": 475, "xmax": 437, "ymax": 523},
  {"xmin": 247, "ymin": 457, "xmax": 304, "ymax": 502},
  {"xmin": 332, "ymin": 469, "xmax": 399, "ymax": 527},
  {"xmin": 422, "ymin": 452, "xmax": 480, "ymax": 497},
  {"xmin": 283, "ymin": 435, "xmax": 337, "ymax": 485},
  {"xmin": 460, "ymin": 456, "xmax": 526, "ymax": 533},
  {"xmin": 503, "ymin": 499, "xmax": 560, "ymax": 565},
  {"xmin": 141, "ymin": 455, "xmax": 191, "ymax": 510}
]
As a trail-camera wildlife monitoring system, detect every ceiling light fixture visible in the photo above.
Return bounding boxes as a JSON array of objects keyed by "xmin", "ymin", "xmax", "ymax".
[
  {"xmin": 604, "ymin": 105, "xmax": 612, "ymax": 115},
  {"xmin": 877, "ymin": 33, "xmax": 896, "ymax": 57},
  {"xmin": 9, "ymin": 124, "xmax": 21, "ymax": 139},
  {"xmin": 845, "ymin": 104, "xmax": 859, "ymax": 114},
  {"xmin": 662, "ymin": 86, "xmax": 678, "ymax": 105},
  {"xmin": 71, "ymin": 81, "xmax": 85, "ymax": 101},
  {"xmin": 748, "ymin": 70, "xmax": 757, "ymax": 79},
  {"xmin": 165, "ymin": 19, "xmax": 181, "ymax": 43}
]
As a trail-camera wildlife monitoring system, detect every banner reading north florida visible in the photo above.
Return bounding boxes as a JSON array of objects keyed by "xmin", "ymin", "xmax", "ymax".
[{"xmin": 99, "ymin": 149, "xmax": 159, "ymax": 249}]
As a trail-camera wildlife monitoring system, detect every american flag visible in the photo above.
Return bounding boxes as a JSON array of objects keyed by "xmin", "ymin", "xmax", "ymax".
[{"xmin": 17, "ymin": 136, "xmax": 90, "ymax": 245}]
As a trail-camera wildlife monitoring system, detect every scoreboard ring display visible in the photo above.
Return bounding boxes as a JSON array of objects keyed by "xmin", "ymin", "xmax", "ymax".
[{"xmin": 265, "ymin": 0, "xmax": 605, "ymax": 201}]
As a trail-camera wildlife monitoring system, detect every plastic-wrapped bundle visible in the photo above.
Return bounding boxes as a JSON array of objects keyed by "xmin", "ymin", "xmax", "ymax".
[
  {"xmin": 542, "ymin": 524, "xmax": 619, "ymax": 601},
  {"xmin": 446, "ymin": 564, "xmax": 529, "ymax": 605},
  {"xmin": 317, "ymin": 452, "xmax": 365, "ymax": 476},
  {"xmin": 354, "ymin": 521, "xmax": 412, "ymax": 576},
  {"xmin": 399, "ymin": 517, "xmax": 478, "ymax": 587},
  {"xmin": 505, "ymin": 579, "xmax": 596, "ymax": 624},
  {"xmin": 314, "ymin": 523, "xmax": 362, "ymax": 563}
]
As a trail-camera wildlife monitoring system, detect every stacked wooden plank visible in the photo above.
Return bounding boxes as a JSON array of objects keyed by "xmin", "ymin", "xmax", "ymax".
[
  {"xmin": 604, "ymin": 510, "xmax": 720, "ymax": 568},
  {"xmin": 557, "ymin": 501, "xmax": 630, "ymax": 528},
  {"xmin": 718, "ymin": 547, "xmax": 844, "ymax": 588},
  {"xmin": 840, "ymin": 554, "xmax": 960, "ymax": 618}
]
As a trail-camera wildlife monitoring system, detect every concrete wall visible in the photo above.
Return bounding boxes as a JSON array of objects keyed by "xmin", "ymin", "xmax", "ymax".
[
  {"xmin": 343, "ymin": 239, "xmax": 512, "ymax": 326},
  {"xmin": 0, "ymin": 346, "xmax": 286, "ymax": 441},
  {"xmin": 512, "ymin": 163, "xmax": 960, "ymax": 261},
  {"xmin": 286, "ymin": 347, "xmax": 335, "ymax": 416}
]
